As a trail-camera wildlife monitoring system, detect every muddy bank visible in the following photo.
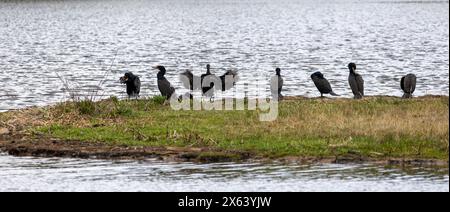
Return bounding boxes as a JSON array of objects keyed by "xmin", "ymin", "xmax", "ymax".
[
  {"xmin": 0, "ymin": 134, "xmax": 253, "ymax": 163},
  {"xmin": 1, "ymin": 135, "xmax": 447, "ymax": 166}
]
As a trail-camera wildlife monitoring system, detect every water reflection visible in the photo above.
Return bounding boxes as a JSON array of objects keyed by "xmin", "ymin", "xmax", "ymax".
[{"xmin": 0, "ymin": 155, "xmax": 448, "ymax": 192}]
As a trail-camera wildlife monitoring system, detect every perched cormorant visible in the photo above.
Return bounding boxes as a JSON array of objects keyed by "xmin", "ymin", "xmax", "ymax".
[
  {"xmin": 348, "ymin": 63, "xmax": 364, "ymax": 99},
  {"xmin": 270, "ymin": 68, "xmax": 284, "ymax": 100},
  {"xmin": 152, "ymin": 65, "xmax": 176, "ymax": 100},
  {"xmin": 310, "ymin": 71, "xmax": 339, "ymax": 97},
  {"xmin": 180, "ymin": 64, "xmax": 238, "ymax": 97},
  {"xmin": 120, "ymin": 72, "xmax": 141, "ymax": 98},
  {"xmin": 201, "ymin": 64, "xmax": 217, "ymax": 97},
  {"xmin": 401, "ymin": 74, "xmax": 417, "ymax": 98}
]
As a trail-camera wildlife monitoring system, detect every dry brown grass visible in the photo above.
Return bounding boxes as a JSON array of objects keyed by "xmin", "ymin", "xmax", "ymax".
[{"xmin": 278, "ymin": 96, "xmax": 448, "ymax": 141}]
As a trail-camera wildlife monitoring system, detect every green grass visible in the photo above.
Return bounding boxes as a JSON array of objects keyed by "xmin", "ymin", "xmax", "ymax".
[{"xmin": 1, "ymin": 95, "xmax": 449, "ymax": 160}]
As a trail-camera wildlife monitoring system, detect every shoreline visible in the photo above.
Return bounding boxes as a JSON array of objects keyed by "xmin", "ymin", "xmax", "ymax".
[
  {"xmin": 1, "ymin": 134, "xmax": 448, "ymax": 166},
  {"xmin": 0, "ymin": 95, "xmax": 449, "ymax": 165},
  {"xmin": 1, "ymin": 94, "xmax": 448, "ymax": 112}
]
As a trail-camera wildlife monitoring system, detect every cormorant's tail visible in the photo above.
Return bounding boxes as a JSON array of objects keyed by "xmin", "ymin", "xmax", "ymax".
[
  {"xmin": 330, "ymin": 91, "xmax": 339, "ymax": 96},
  {"xmin": 402, "ymin": 93, "xmax": 413, "ymax": 99}
]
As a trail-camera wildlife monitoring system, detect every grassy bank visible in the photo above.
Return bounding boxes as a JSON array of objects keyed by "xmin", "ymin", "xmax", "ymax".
[{"xmin": 0, "ymin": 96, "xmax": 449, "ymax": 163}]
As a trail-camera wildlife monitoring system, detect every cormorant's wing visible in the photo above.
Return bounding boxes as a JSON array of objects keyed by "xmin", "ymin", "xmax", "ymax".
[
  {"xmin": 270, "ymin": 75, "xmax": 284, "ymax": 95},
  {"xmin": 312, "ymin": 76, "xmax": 332, "ymax": 94},
  {"xmin": 134, "ymin": 77, "xmax": 141, "ymax": 95},
  {"xmin": 356, "ymin": 74, "xmax": 364, "ymax": 96},
  {"xmin": 410, "ymin": 76, "xmax": 416, "ymax": 94},
  {"xmin": 349, "ymin": 75, "xmax": 361, "ymax": 98},
  {"xmin": 180, "ymin": 70, "xmax": 193, "ymax": 90},
  {"xmin": 180, "ymin": 70, "xmax": 201, "ymax": 90},
  {"xmin": 278, "ymin": 76, "xmax": 284, "ymax": 92},
  {"xmin": 218, "ymin": 70, "xmax": 238, "ymax": 91},
  {"xmin": 158, "ymin": 78, "xmax": 176, "ymax": 99},
  {"xmin": 400, "ymin": 76, "xmax": 406, "ymax": 93},
  {"xmin": 405, "ymin": 74, "xmax": 417, "ymax": 94}
]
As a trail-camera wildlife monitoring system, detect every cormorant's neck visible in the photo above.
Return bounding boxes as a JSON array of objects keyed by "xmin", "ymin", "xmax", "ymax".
[
  {"xmin": 157, "ymin": 71, "xmax": 165, "ymax": 79},
  {"xmin": 206, "ymin": 65, "xmax": 211, "ymax": 74}
]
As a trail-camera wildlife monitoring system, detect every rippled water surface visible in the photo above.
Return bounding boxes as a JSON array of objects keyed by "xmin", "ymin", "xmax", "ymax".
[
  {"xmin": 0, "ymin": 0, "xmax": 449, "ymax": 111},
  {"xmin": 0, "ymin": 154, "xmax": 448, "ymax": 192}
]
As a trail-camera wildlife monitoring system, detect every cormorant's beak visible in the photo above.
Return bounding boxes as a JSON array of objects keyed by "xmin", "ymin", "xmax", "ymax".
[
  {"xmin": 152, "ymin": 66, "xmax": 159, "ymax": 70},
  {"xmin": 120, "ymin": 76, "xmax": 128, "ymax": 83}
]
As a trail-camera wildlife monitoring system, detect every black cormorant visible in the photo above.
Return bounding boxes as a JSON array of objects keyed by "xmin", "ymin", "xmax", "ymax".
[
  {"xmin": 120, "ymin": 72, "xmax": 141, "ymax": 98},
  {"xmin": 201, "ymin": 64, "xmax": 217, "ymax": 97},
  {"xmin": 270, "ymin": 68, "xmax": 284, "ymax": 100},
  {"xmin": 152, "ymin": 65, "xmax": 176, "ymax": 100},
  {"xmin": 401, "ymin": 74, "xmax": 417, "ymax": 98},
  {"xmin": 348, "ymin": 63, "xmax": 364, "ymax": 99},
  {"xmin": 311, "ymin": 71, "xmax": 339, "ymax": 97}
]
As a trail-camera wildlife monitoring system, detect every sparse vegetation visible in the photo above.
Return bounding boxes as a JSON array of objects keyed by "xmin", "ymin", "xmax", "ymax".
[{"xmin": 0, "ymin": 96, "xmax": 448, "ymax": 161}]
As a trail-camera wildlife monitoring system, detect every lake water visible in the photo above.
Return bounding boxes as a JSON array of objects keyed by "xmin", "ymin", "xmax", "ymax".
[
  {"xmin": 0, "ymin": 154, "xmax": 448, "ymax": 192},
  {"xmin": 0, "ymin": 0, "xmax": 449, "ymax": 111},
  {"xmin": 0, "ymin": 0, "xmax": 448, "ymax": 192}
]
